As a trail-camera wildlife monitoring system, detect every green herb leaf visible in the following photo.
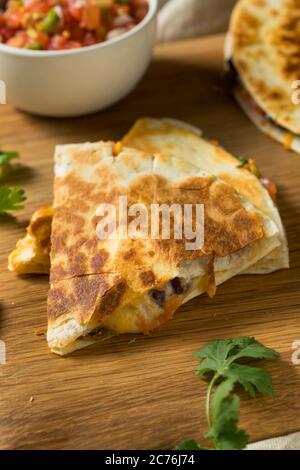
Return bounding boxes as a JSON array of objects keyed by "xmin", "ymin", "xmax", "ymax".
[
  {"xmin": 176, "ymin": 337, "xmax": 279, "ymax": 451},
  {"xmin": 207, "ymin": 385, "xmax": 249, "ymax": 450},
  {"xmin": 174, "ymin": 440, "xmax": 208, "ymax": 450},
  {"xmin": 0, "ymin": 186, "xmax": 26, "ymax": 214},
  {"xmin": 236, "ymin": 156, "xmax": 249, "ymax": 167},
  {"xmin": 224, "ymin": 363, "xmax": 275, "ymax": 398},
  {"xmin": 230, "ymin": 337, "xmax": 280, "ymax": 361},
  {"xmin": 211, "ymin": 378, "xmax": 235, "ymax": 416},
  {"xmin": 195, "ymin": 337, "xmax": 279, "ymax": 378},
  {"xmin": 26, "ymin": 43, "xmax": 43, "ymax": 50},
  {"xmin": 0, "ymin": 151, "xmax": 19, "ymax": 166}
]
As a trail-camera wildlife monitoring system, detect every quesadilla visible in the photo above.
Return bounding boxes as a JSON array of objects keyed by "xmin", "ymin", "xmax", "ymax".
[
  {"xmin": 47, "ymin": 141, "xmax": 280, "ymax": 355},
  {"xmin": 123, "ymin": 117, "xmax": 289, "ymax": 274},
  {"xmin": 226, "ymin": 0, "xmax": 300, "ymax": 153}
]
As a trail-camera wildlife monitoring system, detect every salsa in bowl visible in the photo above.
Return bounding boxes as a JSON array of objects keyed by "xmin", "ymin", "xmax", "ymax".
[
  {"xmin": 0, "ymin": 0, "xmax": 149, "ymax": 51},
  {"xmin": 0, "ymin": 0, "xmax": 157, "ymax": 117}
]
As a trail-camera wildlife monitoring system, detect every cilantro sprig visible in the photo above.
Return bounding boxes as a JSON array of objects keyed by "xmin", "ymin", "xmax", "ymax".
[
  {"xmin": 0, "ymin": 150, "xmax": 19, "ymax": 166},
  {"xmin": 0, "ymin": 150, "xmax": 26, "ymax": 214},
  {"xmin": 0, "ymin": 186, "xmax": 26, "ymax": 214},
  {"xmin": 175, "ymin": 337, "xmax": 280, "ymax": 451}
]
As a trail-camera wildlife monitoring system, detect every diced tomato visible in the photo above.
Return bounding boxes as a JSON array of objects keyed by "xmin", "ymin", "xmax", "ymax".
[
  {"xmin": 36, "ymin": 31, "xmax": 50, "ymax": 49},
  {"xmin": 133, "ymin": 4, "xmax": 148, "ymax": 23},
  {"xmin": 68, "ymin": 5, "xmax": 84, "ymax": 22},
  {"xmin": 6, "ymin": 30, "xmax": 28, "ymax": 48},
  {"xmin": 63, "ymin": 39, "xmax": 81, "ymax": 49},
  {"xmin": 0, "ymin": 0, "xmax": 149, "ymax": 50},
  {"xmin": 260, "ymin": 178, "xmax": 277, "ymax": 202},
  {"xmin": 82, "ymin": 31, "xmax": 97, "ymax": 46},
  {"xmin": 0, "ymin": 26, "xmax": 15, "ymax": 42},
  {"xmin": 130, "ymin": 0, "xmax": 149, "ymax": 17},
  {"xmin": 5, "ymin": 12, "xmax": 22, "ymax": 29},
  {"xmin": 48, "ymin": 34, "xmax": 68, "ymax": 50}
]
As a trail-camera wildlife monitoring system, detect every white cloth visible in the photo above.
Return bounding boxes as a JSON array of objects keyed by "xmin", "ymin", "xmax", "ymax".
[
  {"xmin": 157, "ymin": 0, "xmax": 237, "ymax": 43},
  {"xmin": 247, "ymin": 432, "xmax": 300, "ymax": 450}
]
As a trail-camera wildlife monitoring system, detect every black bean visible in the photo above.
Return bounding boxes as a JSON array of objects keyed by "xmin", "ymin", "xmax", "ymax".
[
  {"xmin": 149, "ymin": 289, "xmax": 166, "ymax": 308},
  {"xmin": 170, "ymin": 277, "xmax": 184, "ymax": 295},
  {"xmin": 170, "ymin": 277, "xmax": 191, "ymax": 295}
]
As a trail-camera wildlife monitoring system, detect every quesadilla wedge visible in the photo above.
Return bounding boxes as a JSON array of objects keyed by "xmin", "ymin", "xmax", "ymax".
[
  {"xmin": 47, "ymin": 141, "xmax": 280, "ymax": 355},
  {"xmin": 123, "ymin": 118, "xmax": 289, "ymax": 274},
  {"xmin": 227, "ymin": 0, "xmax": 300, "ymax": 153}
]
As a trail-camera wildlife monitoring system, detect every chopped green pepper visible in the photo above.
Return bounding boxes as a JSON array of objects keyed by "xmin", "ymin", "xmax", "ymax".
[
  {"xmin": 37, "ymin": 9, "xmax": 60, "ymax": 34},
  {"xmin": 27, "ymin": 43, "xmax": 43, "ymax": 50}
]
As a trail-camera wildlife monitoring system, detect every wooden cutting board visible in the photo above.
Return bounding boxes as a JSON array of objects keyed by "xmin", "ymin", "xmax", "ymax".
[{"xmin": 1, "ymin": 34, "xmax": 300, "ymax": 450}]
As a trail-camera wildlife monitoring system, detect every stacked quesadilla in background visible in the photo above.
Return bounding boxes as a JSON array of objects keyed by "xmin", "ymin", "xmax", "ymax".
[
  {"xmin": 8, "ymin": 118, "xmax": 288, "ymax": 355},
  {"xmin": 226, "ymin": 0, "xmax": 300, "ymax": 153}
]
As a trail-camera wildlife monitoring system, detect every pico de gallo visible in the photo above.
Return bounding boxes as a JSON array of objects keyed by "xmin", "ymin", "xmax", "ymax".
[{"xmin": 0, "ymin": 0, "xmax": 149, "ymax": 50}]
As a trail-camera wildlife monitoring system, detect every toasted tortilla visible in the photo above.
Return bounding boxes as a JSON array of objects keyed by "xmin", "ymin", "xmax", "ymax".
[
  {"xmin": 123, "ymin": 118, "xmax": 289, "ymax": 274},
  {"xmin": 233, "ymin": 79, "xmax": 300, "ymax": 154},
  {"xmin": 8, "ymin": 206, "xmax": 53, "ymax": 274},
  {"xmin": 227, "ymin": 0, "xmax": 300, "ymax": 148},
  {"xmin": 47, "ymin": 141, "xmax": 280, "ymax": 355}
]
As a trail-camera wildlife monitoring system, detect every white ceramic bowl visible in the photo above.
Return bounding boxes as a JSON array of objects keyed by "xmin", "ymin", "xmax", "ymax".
[{"xmin": 0, "ymin": 0, "xmax": 157, "ymax": 117}]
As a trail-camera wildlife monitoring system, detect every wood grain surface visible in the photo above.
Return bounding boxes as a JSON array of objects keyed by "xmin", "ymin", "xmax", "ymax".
[{"xmin": 0, "ymin": 34, "xmax": 300, "ymax": 450}]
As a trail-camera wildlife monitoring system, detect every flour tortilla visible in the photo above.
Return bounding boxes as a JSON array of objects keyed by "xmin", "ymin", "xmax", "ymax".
[
  {"xmin": 48, "ymin": 141, "xmax": 280, "ymax": 355},
  {"xmin": 233, "ymin": 78, "xmax": 300, "ymax": 154},
  {"xmin": 123, "ymin": 117, "xmax": 289, "ymax": 274},
  {"xmin": 227, "ymin": 0, "xmax": 300, "ymax": 151}
]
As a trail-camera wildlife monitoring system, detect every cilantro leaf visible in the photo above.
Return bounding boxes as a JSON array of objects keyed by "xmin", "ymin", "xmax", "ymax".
[
  {"xmin": 224, "ymin": 363, "xmax": 275, "ymax": 398},
  {"xmin": 174, "ymin": 440, "xmax": 208, "ymax": 450},
  {"xmin": 207, "ymin": 384, "xmax": 249, "ymax": 450},
  {"xmin": 195, "ymin": 337, "xmax": 279, "ymax": 377},
  {"xmin": 0, "ymin": 186, "xmax": 26, "ymax": 214},
  {"xmin": 211, "ymin": 378, "xmax": 235, "ymax": 415},
  {"xmin": 176, "ymin": 337, "xmax": 279, "ymax": 451},
  {"xmin": 231, "ymin": 337, "xmax": 280, "ymax": 361},
  {"xmin": 0, "ymin": 151, "xmax": 19, "ymax": 166}
]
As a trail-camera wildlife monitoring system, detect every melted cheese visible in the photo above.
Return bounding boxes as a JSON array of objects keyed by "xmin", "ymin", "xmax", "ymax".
[{"xmin": 8, "ymin": 206, "xmax": 53, "ymax": 274}]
